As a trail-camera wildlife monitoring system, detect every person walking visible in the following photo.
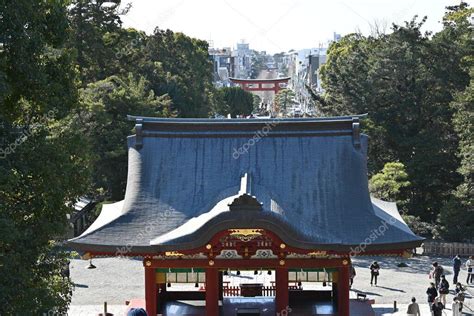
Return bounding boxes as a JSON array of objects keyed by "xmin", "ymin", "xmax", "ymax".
[
  {"xmin": 466, "ymin": 256, "xmax": 474, "ymax": 284},
  {"xmin": 350, "ymin": 265, "xmax": 356, "ymax": 288},
  {"xmin": 427, "ymin": 282, "xmax": 438, "ymax": 305},
  {"xmin": 431, "ymin": 298, "xmax": 444, "ymax": 316},
  {"xmin": 431, "ymin": 262, "xmax": 444, "ymax": 288},
  {"xmin": 369, "ymin": 261, "xmax": 380, "ymax": 286},
  {"xmin": 452, "ymin": 297, "xmax": 462, "ymax": 316},
  {"xmin": 455, "ymin": 282, "xmax": 466, "ymax": 311},
  {"xmin": 407, "ymin": 297, "xmax": 421, "ymax": 316},
  {"xmin": 438, "ymin": 275, "xmax": 449, "ymax": 306},
  {"xmin": 452, "ymin": 254, "xmax": 462, "ymax": 284}
]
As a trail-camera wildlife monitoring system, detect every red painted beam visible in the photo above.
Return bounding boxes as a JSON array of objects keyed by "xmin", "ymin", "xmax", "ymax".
[
  {"xmin": 229, "ymin": 78, "xmax": 290, "ymax": 84},
  {"xmin": 87, "ymin": 248, "xmax": 408, "ymax": 258},
  {"xmin": 142, "ymin": 258, "xmax": 349, "ymax": 269}
]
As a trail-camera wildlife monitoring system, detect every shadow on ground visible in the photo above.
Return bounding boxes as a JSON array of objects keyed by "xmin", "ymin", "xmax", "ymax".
[{"xmin": 353, "ymin": 255, "xmax": 458, "ymax": 276}]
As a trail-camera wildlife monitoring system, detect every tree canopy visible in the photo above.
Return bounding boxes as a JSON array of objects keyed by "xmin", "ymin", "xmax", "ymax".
[
  {"xmin": 0, "ymin": 0, "xmax": 218, "ymax": 313},
  {"xmin": 0, "ymin": 0, "xmax": 90, "ymax": 313},
  {"xmin": 320, "ymin": 3, "xmax": 473, "ymax": 239}
]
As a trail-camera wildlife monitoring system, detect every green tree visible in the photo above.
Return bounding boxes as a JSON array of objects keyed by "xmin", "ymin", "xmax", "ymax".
[
  {"xmin": 439, "ymin": 64, "xmax": 474, "ymax": 241},
  {"xmin": 68, "ymin": 0, "xmax": 124, "ymax": 84},
  {"xmin": 76, "ymin": 74, "xmax": 173, "ymax": 200},
  {"xmin": 402, "ymin": 215, "xmax": 440, "ymax": 239},
  {"xmin": 0, "ymin": 0, "xmax": 90, "ymax": 313},
  {"xmin": 369, "ymin": 162, "xmax": 411, "ymax": 205},
  {"xmin": 253, "ymin": 94, "xmax": 262, "ymax": 112},
  {"xmin": 142, "ymin": 29, "xmax": 215, "ymax": 117},
  {"xmin": 218, "ymin": 87, "xmax": 254, "ymax": 117},
  {"xmin": 320, "ymin": 6, "xmax": 472, "ymax": 223},
  {"xmin": 274, "ymin": 89, "xmax": 296, "ymax": 114}
]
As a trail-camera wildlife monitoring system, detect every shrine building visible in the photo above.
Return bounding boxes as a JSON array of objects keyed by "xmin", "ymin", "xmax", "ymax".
[{"xmin": 69, "ymin": 116, "xmax": 423, "ymax": 316}]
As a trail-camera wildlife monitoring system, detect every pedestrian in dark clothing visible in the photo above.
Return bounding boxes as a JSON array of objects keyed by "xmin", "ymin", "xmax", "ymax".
[
  {"xmin": 426, "ymin": 282, "xmax": 438, "ymax": 304},
  {"xmin": 431, "ymin": 299, "xmax": 444, "ymax": 316},
  {"xmin": 455, "ymin": 282, "xmax": 466, "ymax": 311},
  {"xmin": 453, "ymin": 254, "xmax": 462, "ymax": 284},
  {"xmin": 350, "ymin": 265, "xmax": 356, "ymax": 288},
  {"xmin": 431, "ymin": 262, "xmax": 444, "ymax": 288},
  {"xmin": 438, "ymin": 275, "xmax": 449, "ymax": 306},
  {"xmin": 369, "ymin": 261, "xmax": 380, "ymax": 286}
]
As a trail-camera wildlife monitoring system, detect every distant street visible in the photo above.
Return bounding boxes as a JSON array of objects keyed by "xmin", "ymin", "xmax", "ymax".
[{"xmin": 257, "ymin": 69, "xmax": 278, "ymax": 109}]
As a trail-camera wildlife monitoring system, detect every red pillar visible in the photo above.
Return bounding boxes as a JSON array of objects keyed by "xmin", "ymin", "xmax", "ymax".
[
  {"xmin": 206, "ymin": 267, "xmax": 219, "ymax": 316},
  {"xmin": 145, "ymin": 266, "xmax": 157, "ymax": 316},
  {"xmin": 338, "ymin": 265, "xmax": 350, "ymax": 316},
  {"xmin": 275, "ymin": 267, "xmax": 289, "ymax": 314},
  {"xmin": 274, "ymin": 83, "xmax": 280, "ymax": 95}
]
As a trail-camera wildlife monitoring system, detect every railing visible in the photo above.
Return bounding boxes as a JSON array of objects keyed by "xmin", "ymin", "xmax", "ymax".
[
  {"xmin": 223, "ymin": 286, "xmax": 241, "ymax": 296},
  {"xmin": 223, "ymin": 286, "xmax": 277, "ymax": 297},
  {"xmin": 422, "ymin": 241, "xmax": 474, "ymax": 256},
  {"xmin": 262, "ymin": 286, "xmax": 275, "ymax": 296}
]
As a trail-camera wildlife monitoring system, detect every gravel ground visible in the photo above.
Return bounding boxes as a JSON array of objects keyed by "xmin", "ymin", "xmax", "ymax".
[
  {"xmin": 351, "ymin": 255, "xmax": 473, "ymax": 307},
  {"xmin": 69, "ymin": 255, "xmax": 474, "ymax": 315},
  {"xmin": 70, "ymin": 257, "xmax": 144, "ymax": 306}
]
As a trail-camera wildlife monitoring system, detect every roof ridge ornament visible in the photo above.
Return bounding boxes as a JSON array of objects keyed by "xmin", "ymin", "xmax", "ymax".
[
  {"xmin": 229, "ymin": 194, "xmax": 263, "ymax": 212},
  {"xmin": 352, "ymin": 116, "xmax": 361, "ymax": 149},
  {"xmin": 230, "ymin": 173, "xmax": 262, "ymax": 211},
  {"xmin": 239, "ymin": 173, "xmax": 252, "ymax": 195}
]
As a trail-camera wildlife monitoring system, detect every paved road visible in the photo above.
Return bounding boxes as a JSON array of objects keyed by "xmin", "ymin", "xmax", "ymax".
[
  {"xmin": 69, "ymin": 255, "xmax": 474, "ymax": 315},
  {"xmin": 257, "ymin": 69, "xmax": 277, "ymax": 109}
]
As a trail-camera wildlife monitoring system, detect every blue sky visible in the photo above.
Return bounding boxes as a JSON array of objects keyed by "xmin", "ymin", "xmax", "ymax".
[{"xmin": 122, "ymin": 0, "xmax": 472, "ymax": 53}]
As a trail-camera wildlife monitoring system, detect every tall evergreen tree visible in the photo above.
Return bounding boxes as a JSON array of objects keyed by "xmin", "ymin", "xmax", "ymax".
[
  {"xmin": 68, "ymin": 0, "xmax": 123, "ymax": 84},
  {"xmin": 0, "ymin": 0, "xmax": 90, "ymax": 313},
  {"xmin": 142, "ymin": 29, "xmax": 215, "ymax": 117}
]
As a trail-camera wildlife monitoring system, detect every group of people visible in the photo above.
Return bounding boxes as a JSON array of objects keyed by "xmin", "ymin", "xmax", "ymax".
[
  {"xmin": 425, "ymin": 278, "xmax": 466, "ymax": 316},
  {"xmin": 418, "ymin": 257, "xmax": 471, "ymax": 316},
  {"xmin": 349, "ymin": 256, "xmax": 473, "ymax": 316}
]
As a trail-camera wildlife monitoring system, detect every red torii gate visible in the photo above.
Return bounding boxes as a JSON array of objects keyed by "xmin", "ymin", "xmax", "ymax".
[{"xmin": 229, "ymin": 77, "xmax": 290, "ymax": 94}]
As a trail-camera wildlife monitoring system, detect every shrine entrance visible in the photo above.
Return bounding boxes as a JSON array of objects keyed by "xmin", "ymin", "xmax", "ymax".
[{"xmin": 143, "ymin": 228, "xmax": 351, "ymax": 316}]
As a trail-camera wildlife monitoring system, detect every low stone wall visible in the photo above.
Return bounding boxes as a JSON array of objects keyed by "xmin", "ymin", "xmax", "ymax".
[{"xmin": 422, "ymin": 241, "xmax": 474, "ymax": 256}]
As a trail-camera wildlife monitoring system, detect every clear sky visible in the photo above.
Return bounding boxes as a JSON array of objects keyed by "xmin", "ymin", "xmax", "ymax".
[{"xmin": 121, "ymin": 0, "xmax": 471, "ymax": 53}]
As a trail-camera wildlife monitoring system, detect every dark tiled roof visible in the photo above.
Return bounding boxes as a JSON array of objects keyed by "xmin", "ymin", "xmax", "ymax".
[{"xmin": 69, "ymin": 116, "xmax": 422, "ymax": 253}]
